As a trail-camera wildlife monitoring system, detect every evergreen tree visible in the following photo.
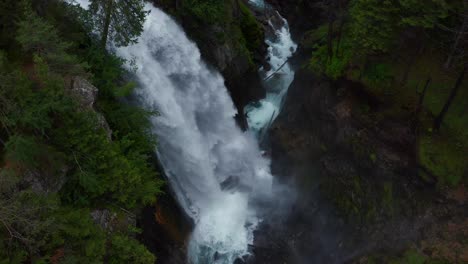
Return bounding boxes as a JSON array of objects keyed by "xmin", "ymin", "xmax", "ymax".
[
  {"xmin": 399, "ymin": 0, "xmax": 448, "ymax": 28},
  {"xmin": 87, "ymin": 0, "xmax": 149, "ymax": 48},
  {"xmin": 16, "ymin": 2, "xmax": 85, "ymax": 76},
  {"xmin": 349, "ymin": 0, "xmax": 400, "ymax": 53}
]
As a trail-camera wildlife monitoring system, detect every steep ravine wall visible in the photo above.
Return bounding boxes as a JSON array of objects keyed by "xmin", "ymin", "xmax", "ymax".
[
  {"xmin": 265, "ymin": 0, "xmax": 322, "ymax": 40},
  {"xmin": 261, "ymin": 2, "xmax": 467, "ymax": 261},
  {"xmin": 267, "ymin": 67, "xmax": 467, "ymax": 263}
]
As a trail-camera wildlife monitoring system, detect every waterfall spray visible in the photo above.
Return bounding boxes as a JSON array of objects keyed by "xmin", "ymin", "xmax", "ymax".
[{"xmin": 114, "ymin": 5, "xmax": 272, "ymax": 264}]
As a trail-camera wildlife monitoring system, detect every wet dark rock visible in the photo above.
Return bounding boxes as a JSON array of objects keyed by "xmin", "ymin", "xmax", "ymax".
[
  {"xmin": 138, "ymin": 185, "xmax": 194, "ymax": 264},
  {"xmin": 266, "ymin": 0, "xmax": 323, "ymax": 40},
  {"xmin": 220, "ymin": 175, "xmax": 253, "ymax": 193}
]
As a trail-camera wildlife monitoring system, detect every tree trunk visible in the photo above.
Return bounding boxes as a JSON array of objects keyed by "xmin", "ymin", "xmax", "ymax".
[
  {"xmin": 434, "ymin": 63, "xmax": 467, "ymax": 130},
  {"xmin": 400, "ymin": 42, "xmax": 423, "ymax": 86},
  {"xmin": 358, "ymin": 55, "xmax": 368, "ymax": 81},
  {"xmin": 327, "ymin": 19, "xmax": 334, "ymax": 61},
  {"xmin": 444, "ymin": 15, "xmax": 468, "ymax": 69},
  {"xmin": 418, "ymin": 77, "xmax": 431, "ymax": 108},
  {"xmin": 327, "ymin": 1, "xmax": 335, "ymax": 61},
  {"xmin": 334, "ymin": 0, "xmax": 347, "ymax": 58},
  {"xmin": 101, "ymin": 0, "xmax": 114, "ymax": 48},
  {"xmin": 400, "ymin": 56, "xmax": 415, "ymax": 86},
  {"xmin": 413, "ymin": 77, "xmax": 431, "ymax": 132},
  {"xmin": 335, "ymin": 17, "xmax": 346, "ymax": 57}
]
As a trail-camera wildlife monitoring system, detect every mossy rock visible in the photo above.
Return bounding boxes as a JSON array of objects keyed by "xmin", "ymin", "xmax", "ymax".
[
  {"xmin": 419, "ymin": 132, "xmax": 467, "ymax": 187},
  {"xmin": 239, "ymin": 1, "xmax": 264, "ymax": 58}
]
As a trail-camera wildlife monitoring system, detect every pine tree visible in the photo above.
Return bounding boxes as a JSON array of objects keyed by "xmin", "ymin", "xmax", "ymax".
[{"xmin": 87, "ymin": 0, "xmax": 149, "ymax": 48}]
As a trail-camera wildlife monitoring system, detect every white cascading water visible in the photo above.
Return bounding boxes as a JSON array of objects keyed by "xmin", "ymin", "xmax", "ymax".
[
  {"xmin": 244, "ymin": 0, "xmax": 297, "ymax": 137},
  {"xmin": 73, "ymin": 0, "xmax": 295, "ymax": 263},
  {"xmin": 113, "ymin": 4, "xmax": 273, "ymax": 264}
]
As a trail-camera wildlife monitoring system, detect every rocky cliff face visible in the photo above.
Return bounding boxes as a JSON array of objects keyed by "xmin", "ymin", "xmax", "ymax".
[
  {"xmin": 266, "ymin": 0, "xmax": 322, "ymax": 39},
  {"xmin": 260, "ymin": 68, "xmax": 467, "ymax": 263}
]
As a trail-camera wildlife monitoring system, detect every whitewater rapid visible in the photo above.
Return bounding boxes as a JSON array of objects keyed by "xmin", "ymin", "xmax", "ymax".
[{"xmin": 244, "ymin": 0, "xmax": 297, "ymax": 138}]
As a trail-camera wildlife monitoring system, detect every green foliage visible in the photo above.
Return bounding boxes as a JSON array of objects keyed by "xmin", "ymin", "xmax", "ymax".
[
  {"xmin": 0, "ymin": 0, "xmax": 21, "ymax": 50},
  {"xmin": 55, "ymin": 110, "xmax": 161, "ymax": 208},
  {"xmin": 349, "ymin": 0, "xmax": 449, "ymax": 54},
  {"xmin": 239, "ymin": 1, "xmax": 264, "ymax": 56},
  {"xmin": 183, "ymin": 0, "xmax": 226, "ymax": 25},
  {"xmin": 84, "ymin": 44, "xmax": 128, "ymax": 96},
  {"xmin": 5, "ymin": 135, "xmax": 42, "ymax": 168},
  {"xmin": 419, "ymin": 133, "xmax": 466, "ymax": 187},
  {"xmin": 349, "ymin": 0, "xmax": 401, "ymax": 53},
  {"xmin": 399, "ymin": 0, "xmax": 448, "ymax": 28},
  {"xmin": 363, "ymin": 63, "xmax": 393, "ymax": 88},
  {"xmin": 88, "ymin": 0, "xmax": 149, "ymax": 47},
  {"xmin": 0, "ymin": 57, "xmax": 74, "ymax": 136},
  {"xmin": 56, "ymin": 209, "xmax": 106, "ymax": 263},
  {"xmin": 0, "ymin": 191, "xmax": 59, "ymax": 262},
  {"xmin": 16, "ymin": 3, "xmax": 85, "ymax": 75},
  {"xmin": 108, "ymin": 234, "xmax": 155, "ymax": 264},
  {"xmin": 163, "ymin": 0, "xmax": 262, "ymax": 66},
  {"xmin": 0, "ymin": 1, "xmax": 160, "ymax": 262},
  {"xmin": 390, "ymin": 249, "xmax": 426, "ymax": 264},
  {"xmin": 309, "ymin": 29, "xmax": 353, "ymax": 79}
]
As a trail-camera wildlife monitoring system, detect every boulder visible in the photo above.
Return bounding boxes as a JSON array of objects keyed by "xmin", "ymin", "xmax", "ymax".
[
  {"xmin": 68, "ymin": 76, "xmax": 112, "ymax": 139},
  {"xmin": 91, "ymin": 209, "xmax": 136, "ymax": 233},
  {"xmin": 70, "ymin": 76, "xmax": 98, "ymax": 109},
  {"xmin": 23, "ymin": 165, "xmax": 68, "ymax": 194}
]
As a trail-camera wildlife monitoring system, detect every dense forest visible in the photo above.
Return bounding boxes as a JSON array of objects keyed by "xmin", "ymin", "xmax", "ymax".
[
  {"xmin": 0, "ymin": 0, "xmax": 163, "ymax": 263},
  {"xmin": 0, "ymin": 0, "xmax": 467, "ymax": 263},
  {"xmin": 307, "ymin": 0, "xmax": 468, "ymax": 181}
]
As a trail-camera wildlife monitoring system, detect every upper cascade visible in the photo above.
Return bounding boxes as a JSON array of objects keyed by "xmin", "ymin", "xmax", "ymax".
[{"xmin": 244, "ymin": 0, "xmax": 297, "ymax": 138}]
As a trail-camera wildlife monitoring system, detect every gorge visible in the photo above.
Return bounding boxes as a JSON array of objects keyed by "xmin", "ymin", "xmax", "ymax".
[{"xmin": 0, "ymin": 0, "xmax": 466, "ymax": 263}]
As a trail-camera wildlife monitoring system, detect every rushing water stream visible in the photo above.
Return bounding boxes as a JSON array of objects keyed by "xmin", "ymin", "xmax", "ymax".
[
  {"xmin": 75, "ymin": 0, "xmax": 295, "ymax": 263},
  {"xmin": 244, "ymin": 0, "xmax": 297, "ymax": 139}
]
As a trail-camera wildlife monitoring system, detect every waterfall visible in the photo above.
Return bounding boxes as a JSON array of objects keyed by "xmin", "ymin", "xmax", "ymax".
[
  {"xmin": 71, "ymin": 0, "xmax": 295, "ymax": 262},
  {"xmin": 113, "ymin": 5, "xmax": 272, "ymax": 264},
  {"xmin": 244, "ymin": 0, "xmax": 297, "ymax": 137}
]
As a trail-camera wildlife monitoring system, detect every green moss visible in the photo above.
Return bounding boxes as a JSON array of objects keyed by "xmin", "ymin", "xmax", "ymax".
[
  {"xmin": 419, "ymin": 132, "xmax": 466, "ymax": 187},
  {"xmin": 363, "ymin": 250, "xmax": 453, "ymax": 264},
  {"xmin": 239, "ymin": 1, "xmax": 263, "ymax": 56},
  {"xmin": 382, "ymin": 182, "xmax": 394, "ymax": 216},
  {"xmin": 390, "ymin": 250, "xmax": 426, "ymax": 264},
  {"xmin": 302, "ymin": 24, "xmax": 328, "ymax": 46},
  {"xmin": 326, "ymin": 173, "xmax": 380, "ymax": 223},
  {"xmin": 325, "ymin": 35, "xmax": 468, "ymax": 189},
  {"xmin": 183, "ymin": 0, "xmax": 227, "ymax": 25},
  {"xmin": 166, "ymin": 0, "xmax": 262, "ymax": 67},
  {"xmin": 309, "ymin": 33, "xmax": 354, "ymax": 80}
]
